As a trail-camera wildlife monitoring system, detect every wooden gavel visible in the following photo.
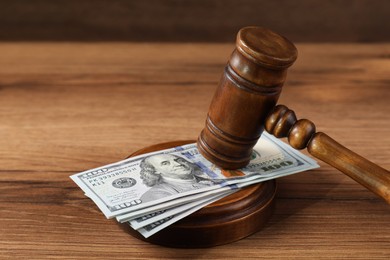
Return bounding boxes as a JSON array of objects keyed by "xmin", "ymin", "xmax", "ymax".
[{"xmin": 197, "ymin": 26, "xmax": 390, "ymax": 203}]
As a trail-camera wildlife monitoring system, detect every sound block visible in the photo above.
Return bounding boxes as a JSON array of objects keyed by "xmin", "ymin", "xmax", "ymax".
[{"xmin": 124, "ymin": 140, "xmax": 276, "ymax": 248}]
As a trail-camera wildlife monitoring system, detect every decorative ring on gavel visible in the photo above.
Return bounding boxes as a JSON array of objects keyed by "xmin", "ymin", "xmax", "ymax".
[{"xmin": 265, "ymin": 104, "xmax": 315, "ymax": 149}]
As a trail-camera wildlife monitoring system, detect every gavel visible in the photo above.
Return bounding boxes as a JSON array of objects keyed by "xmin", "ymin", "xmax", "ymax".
[{"xmin": 197, "ymin": 26, "xmax": 390, "ymax": 204}]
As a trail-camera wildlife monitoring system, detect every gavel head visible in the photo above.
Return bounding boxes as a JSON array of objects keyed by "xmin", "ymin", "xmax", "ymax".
[{"xmin": 197, "ymin": 26, "xmax": 298, "ymax": 169}]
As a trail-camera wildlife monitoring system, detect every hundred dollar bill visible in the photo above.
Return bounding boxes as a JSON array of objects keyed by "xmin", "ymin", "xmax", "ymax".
[
  {"xmin": 134, "ymin": 191, "xmax": 234, "ymax": 238},
  {"xmin": 124, "ymin": 157, "xmax": 310, "ymax": 227},
  {"xmin": 129, "ymin": 190, "xmax": 236, "ymax": 230},
  {"xmin": 128, "ymin": 172, "xmax": 282, "ymax": 232},
  {"xmin": 115, "ymin": 185, "xmax": 237, "ymax": 221},
  {"xmin": 132, "ymin": 176, "xmax": 282, "ymax": 238},
  {"xmin": 71, "ymin": 132, "xmax": 319, "ymax": 218},
  {"xmin": 118, "ymin": 152, "xmax": 317, "ymax": 224}
]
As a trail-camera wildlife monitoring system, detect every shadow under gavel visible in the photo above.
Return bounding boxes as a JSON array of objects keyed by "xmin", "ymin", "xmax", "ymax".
[{"xmin": 197, "ymin": 26, "xmax": 390, "ymax": 204}]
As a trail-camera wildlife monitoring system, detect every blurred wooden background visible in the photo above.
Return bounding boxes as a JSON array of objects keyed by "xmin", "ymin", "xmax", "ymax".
[{"xmin": 1, "ymin": 0, "xmax": 389, "ymax": 42}]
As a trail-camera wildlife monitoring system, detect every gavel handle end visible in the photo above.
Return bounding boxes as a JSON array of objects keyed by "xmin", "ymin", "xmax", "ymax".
[{"xmin": 307, "ymin": 132, "xmax": 390, "ymax": 204}]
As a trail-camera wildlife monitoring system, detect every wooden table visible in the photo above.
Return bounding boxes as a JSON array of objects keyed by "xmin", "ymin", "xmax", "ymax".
[{"xmin": 0, "ymin": 42, "xmax": 389, "ymax": 259}]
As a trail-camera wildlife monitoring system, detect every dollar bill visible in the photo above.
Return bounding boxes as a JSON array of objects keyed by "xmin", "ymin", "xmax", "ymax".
[
  {"xmin": 119, "ymin": 156, "xmax": 316, "ymax": 225},
  {"xmin": 129, "ymin": 190, "xmax": 236, "ymax": 230},
  {"xmin": 71, "ymin": 132, "xmax": 319, "ymax": 218},
  {"xmin": 115, "ymin": 185, "xmax": 237, "ymax": 222},
  {"xmin": 134, "ymin": 191, "xmax": 234, "ymax": 238},
  {"xmin": 127, "ymin": 173, "xmax": 281, "ymax": 232},
  {"xmin": 132, "ymin": 175, "xmax": 285, "ymax": 238},
  {"xmin": 124, "ymin": 161, "xmax": 309, "ymax": 230}
]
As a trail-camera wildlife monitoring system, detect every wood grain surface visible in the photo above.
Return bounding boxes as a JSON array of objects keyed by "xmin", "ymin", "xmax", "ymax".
[{"xmin": 0, "ymin": 42, "xmax": 389, "ymax": 259}]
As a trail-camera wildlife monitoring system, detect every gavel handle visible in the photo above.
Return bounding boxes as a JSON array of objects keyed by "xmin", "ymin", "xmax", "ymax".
[
  {"xmin": 265, "ymin": 105, "xmax": 390, "ymax": 204},
  {"xmin": 308, "ymin": 132, "xmax": 390, "ymax": 203}
]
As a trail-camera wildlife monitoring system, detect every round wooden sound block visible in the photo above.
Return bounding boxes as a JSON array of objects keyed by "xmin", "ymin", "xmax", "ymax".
[{"xmin": 124, "ymin": 140, "xmax": 277, "ymax": 248}]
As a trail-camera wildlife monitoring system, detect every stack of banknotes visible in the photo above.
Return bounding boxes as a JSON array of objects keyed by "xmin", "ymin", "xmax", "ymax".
[{"xmin": 71, "ymin": 132, "xmax": 319, "ymax": 238}]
